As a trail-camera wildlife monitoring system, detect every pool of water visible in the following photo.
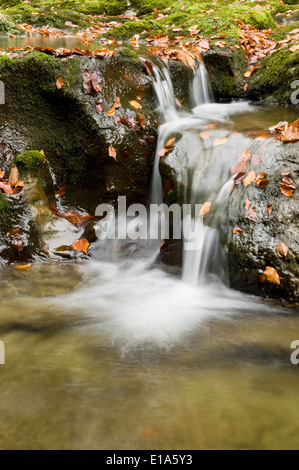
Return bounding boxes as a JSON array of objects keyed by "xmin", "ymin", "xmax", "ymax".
[{"xmin": 0, "ymin": 262, "xmax": 298, "ymax": 450}]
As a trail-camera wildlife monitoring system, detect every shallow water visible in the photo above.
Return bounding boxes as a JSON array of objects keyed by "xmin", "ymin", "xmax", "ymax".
[{"xmin": 0, "ymin": 263, "xmax": 298, "ymax": 450}]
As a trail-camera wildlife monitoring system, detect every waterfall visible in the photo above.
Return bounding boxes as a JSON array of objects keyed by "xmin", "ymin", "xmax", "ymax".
[{"xmin": 150, "ymin": 56, "xmax": 250, "ymax": 287}]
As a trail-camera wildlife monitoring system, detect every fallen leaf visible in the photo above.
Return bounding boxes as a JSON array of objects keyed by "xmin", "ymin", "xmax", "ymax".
[
  {"xmin": 130, "ymin": 100, "xmax": 142, "ymax": 109},
  {"xmin": 280, "ymin": 183, "xmax": 294, "ymax": 197},
  {"xmin": 175, "ymin": 97, "xmax": 183, "ymax": 109},
  {"xmin": 246, "ymin": 207, "xmax": 257, "ymax": 220},
  {"xmin": 213, "ymin": 137, "xmax": 227, "ymax": 147},
  {"xmin": 55, "ymin": 186, "xmax": 66, "ymax": 198},
  {"xmin": 0, "ymin": 171, "xmax": 5, "ymax": 180},
  {"xmin": 255, "ymin": 172, "xmax": 270, "ymax": 188},
  {"xmin": 0, "ymin": 182, "xmax": 14, "ymax": 194},
  {"xmin": 264, "ymin": 266, "xmax": 280, "ymax": 285},
  {"xmin": 73, "ymin": 238, "xmax": 90, "ymax": 254},
  {"xmin": 200, "ymin": 131, "xmax": 211, "ymax": 139},
  {"xmin": 13, "ymin": 239, "xmax": 24, "ymax": 252},
  {"xmin": 244, "ymin": 199, "xmax": 251, "ymax": 209},
  {"xmin": 267, "ymin": 204, "xmax": 273, "ymax": 216},
  {"xmin": 136, "ymin": 113, "xmax": 146, "ymax": 129},
  {"xmin": 290, "ymin": 44, "xmax": 299, "ymax": 53},
  {"xmin": 251, "ymin": 154, "xmax": 262, "ymax": 166},
  {"xmin": 144, "ymin": 60, "xmax": 153, "ymax": 76},
  {"xmin": 109, "ymin": 146, "xmax": 117, "ymax": 160},
  {"xmin": 107, "ymin": 107, "xmax": 116, "ymax": 117},
  {"xmin": 165, "ymin": 137, "xmax": 176, "ymax": 148},
  {"xmin": 233, "ymin": 227, "xmax": 243, "ymax": 234},
  {"xmin": 278, "ymin": 242, "xmax": 288, "ymax": 257},
  {"xmin": 114, "ymin": 96, "xmax": 121, "ymax": 108},
  {"xmin": 199, "ymin": 202, "xmax": 211, "ymax": 216},
  {"xmin": 14, "ymin": 264, "xmax": 32, "ymax": 270},
  {"xmin": 96, "ymin": 98, "xmax": 104, "ymax": 114},
  {"xmin": 62, "ymin": 212, "xmax": 84, "ymax": 225},
  {"xmin": 9, "ymin": 165, "xmax": 19, "ymax": 187},
  {"xmin": 6, "ymin": 227, "xmax": 21, "ymax": 238},
  {"xmin": 243, "ymin": 171, "xmax": 256, "ymax": 187},
  {"xmin": 56, "ymin": 76, "xmax": 64, "ymax": 89}
]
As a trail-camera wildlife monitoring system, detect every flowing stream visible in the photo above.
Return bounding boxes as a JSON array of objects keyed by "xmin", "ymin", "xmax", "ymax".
[{"xmin": 0, "ymin": 46, "xmax": 299, "ymax": 449}]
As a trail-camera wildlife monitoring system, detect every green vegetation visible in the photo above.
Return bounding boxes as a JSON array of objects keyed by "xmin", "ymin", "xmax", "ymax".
[
  {"xmin": 0, "ymin": 191, "xmax": 9, "ymax": 217},
  {"xmin": 16, "ymin": 150, "xmax": 44, "ymax": 171}
]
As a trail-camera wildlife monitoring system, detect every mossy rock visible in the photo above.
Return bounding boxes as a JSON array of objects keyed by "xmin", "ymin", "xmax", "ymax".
[
  {"xmin": 16, "ymin": 150, "xmax": 44, "ymax": 172},
  {"xmin": 0, "ymin": 191, "xmax": 9, "ymax": 218}
]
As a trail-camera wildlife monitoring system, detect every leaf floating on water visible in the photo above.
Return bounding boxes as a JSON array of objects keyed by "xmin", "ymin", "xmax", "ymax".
[
  {"xmin": 213, "ymin": 137, "xmax": 227, "ymax": 147},
  {"xmin": 73, "ymin": 238, "xmax": 90, "ymax": 254},
  {"xmin": 109, "ymin": 146, "xmax": 117, "ymax": 160},
  {"xmin": 56, "ymin": 76, "xmax": 64, "ymax": 89},
  {"xmin": 264, "ymin": 266, "xmax": 280, "ymax": 285},
  {"xmin": 278, "ymin": 242, "xmax": 289, "ymax": 257},
  {"xmin": 267, "ymin": 204, "xmax": 273, "ymax": 216},
  {"xmin": 233, "ymin": 227, "xmax": 243, "ymax": 234},
  {"xmin": 246, "ymin": 207, "xmax": 257, "ymax": 220},
  {"xmin": 199, "ymin": 202, "xmax": 211, "ymax": 216},
  {"xmin": 14, "ymin": 264, "xmax": 32, "ymax": 270},
  {"xmin": 130, "ymin": 100, "xmax": 142, "ymax": 109},
  {"xmin": 243, "ymin": 171, "xmax": 256, "ymax": 187}
]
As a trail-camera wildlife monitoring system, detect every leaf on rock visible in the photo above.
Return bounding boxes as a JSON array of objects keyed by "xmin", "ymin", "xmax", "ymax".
[
  {"xmin": 233, "ymin": 227, "xmax": 243, "ymax": 234},
  {"xmin": 200, "ymin": 131, "xmax": 211, "ymax": 140},
  {"xmin": 136, "ymin": 113, "xmax": 146, "ymax": 129},
  {"xmin": 55, "ymin": 186, "xmax": 66, "ymax": 198},
  {"xmin": 278, "ymin": 242, "xmax": 288, "ymax": 257},
  {"xmin": 244, "ymin": 199, "xmax": 251, "ymax": 210},
  {"xmin": 264, "ymin": 266, "xmax": 280, "ymax": 285},
  {"xmin": 14, "ymin": 264, "xmax": 32, "ymax": 270},
  {"xmin": 0, "ymin": 182, "xmax": 14, "ymax": 194},
  {"xmin": 243, "ymin": 171, "xmax": 256, "ymax": 187},
  {"xmin": 107, "ymin": 107, "xmax": 116, "ymax": 117},
  {"xmin": 246, "ymin": 207, "xmax": 257, "ymax": 220},
  {"xmin": 267, "ymin": 204, "xmax": 273, "ymax": 216},
  {"xmin": 213, "ymin": 137, "xmax": 227, "ymax": 147},
  {"xmin": 9, "ymin": 165, "xmax": 19, "ymax": 187},
  {"xmin": 109, "ymin": 146, "xmax": 117, "ymax": 160},
  {"xmin": 96, "ymin": 98, "xmax": 104, "ymax": 114},
  {"xmin": 130, "ymin": 100, "xmax": 142, "ymax": 109},
  {"xmin": 73, "ymin": 238, "xmax": 90, "ymax": 254},
  {"xmin": 114, "ymin": 96, "xmax": 121, "ymax": 109}
]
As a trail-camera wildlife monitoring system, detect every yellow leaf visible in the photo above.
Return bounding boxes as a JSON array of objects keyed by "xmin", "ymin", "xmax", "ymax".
[
  {"xmin": 264, "ymin": 266, "xmax": 280, "ymax": 285},
  {"xmin": 130, "ymin": 100, "xmax": 142, "ymax": 109}
]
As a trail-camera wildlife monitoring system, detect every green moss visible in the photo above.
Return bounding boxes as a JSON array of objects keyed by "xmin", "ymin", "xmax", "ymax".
[
  {"xmin": 16, "ymin": 150, "xmax": 44, "ymax": 171},
  {"xmin": 0, "ymin": 191, "xmax": 9, "ymax": 218},
  {"xmin": 110, "ymin": 20, "xmax": 156, "ymax": 39},
  {"xmin": 0, "ymin": 11, "xmax": 21, "ymax": 34}
]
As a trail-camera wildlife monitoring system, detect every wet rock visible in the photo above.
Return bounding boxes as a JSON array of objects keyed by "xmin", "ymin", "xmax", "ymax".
[{"xmin": 227, "ymin": 140, "xmax": 299, "ymax": 303}]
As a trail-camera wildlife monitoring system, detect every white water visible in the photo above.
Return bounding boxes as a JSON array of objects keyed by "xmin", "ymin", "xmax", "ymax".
[{"xmin": 50, "ymin": 58, "xmax": 281, "ymax": 348}]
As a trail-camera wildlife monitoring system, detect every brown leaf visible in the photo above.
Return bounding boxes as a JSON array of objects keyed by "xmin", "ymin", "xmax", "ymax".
[
  {"xmin": 6, "ymin": 227, "xmax": 21, "ymax": 238},
  {"xmin": 55, "ymin": 186, "xmax": 66, "ymax": 198},
  {"xmin": 278, "ymin": 242, "xmax": 288, "ymax": 257},
  {"xmin": 290, "ymin": 44, "xmax": 299, "ymax": 53},
  {"xmin": 158, "ymin": 146, "xmax": 174, "ymax": 157},
  {"xmin": 0, "ymin": 181, "xmax": 14, "ymax": 194},
  {"xmin": 233, "ymin": 227, "xmax": 243, "ymax": 234},
  {"xmin": 96, "ymin": 98, "xmax": 104, "ymax": 114},
  {"xmin": 13, "ymin": 239, "xmax": 24, "ymax": 253},
  {"xmin": 62, "ymin": 212, "xmax": 84, "ymax": 225},
  {"xmin": 9, "ymin": 165, "xmax": 19, "ymax": 187},
  {"xmin": 255, "ymin": 172, "xmax": 270, "ymax": 188},
  {"xmin": 56, "ymin": 76, "xmax": 64, "ymax": 89},
  {"xmin": 107, "ymin": 107, "xmax": 116, "ymax": 117},
  {"xmin": 280, "ymin": 183, "xmax": 294, "ymax": 197},
  {"xmin": 114, "ymin": 96, "xmax": 121, "ymax": 109},
  {"xmin": 109, "ymin": 146, "xmax": 117, "ymax": 160},
  {"xmin": 244, "ymin": 199, "xmax": 251, "ymax": 210},
  {"xmin": 246, "ymin": 207, "xmax": 257, "ymax": 220},
  {"xmin": 0, "ymin": 171, "xmax": 5, "ymax": 180},
  {"xmin": 264, "ymin": 266, "xmax": 280, "ymax": 285},
  {"xmin": 136, "ymin": 113, "xmax": 146, "ymax": 129},
  {"xmin": 234, "ymin": 172, "xmax": 247, "ymax": 185},
  {"xmin": 73, "ymin": 238, "xmax": 90, "ymax": 254},
  {"xmin": 199, "ymin": 202, "xmax": 211, "ymax": 216},
  {"xmin": 130, "ymin": 100, "xmax": 142, "ymax": 109},
  {"xmin": 267, "ymin": 204, "xmax": 273, "ymax": 216},
  {"xmin": 144, "ymin": 60, "xmax": 153, "ymax": 76},
  {"xmin": 14, "ymin": 264, "xmax": 32, "ymax": 270},
  {"xmin": 213, "ymin": 137, "xmax": 227, "ymax": 147},
  {"xmin": 243, "ymin": 171, "xmax": 256, "ymax": 187}
]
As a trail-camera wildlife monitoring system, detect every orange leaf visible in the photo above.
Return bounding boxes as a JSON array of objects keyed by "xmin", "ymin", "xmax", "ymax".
[
  {"xmin": 73, "ymin": 238, "xmax": 90, "ymax": 254},
  {"xmin": 14, "ymin": 264, "xmax": 32, "ymax": 270},
  {"xmin": 0, "ymin": 171, "xmax": 5, "ymax": 180},
  {"xmin": 107, "ymin": 107, "xmax": 116, "ymax": 117},
  {"xmin": 264, "ymin": 266, "xmax": 280, "ymax": 285},
  {"xmin": 9, "ymin": 165, "xmax": 19, "ymax": 187},
  {"xmin": 56, "ymin": 76, "xmax": 64, "ymax": 89},
  {"xmin": 243, "ymin": 171, "xmax": 256, "ymax": 187},
  {"xmin": 233, "ymin": 227, "xmax": 243, "ymax": 234},
  {"xmin": 213, "ymin": 137, "xmax": 227, "ymax": 147},
  {"xmin": 114, "ymin": 96, "xmax": 121, "ymax": 109},
  {"xmin": 267, "ymin": 204, "xmax": 273, "ymax": 216},
  {"xmin": 0, "ymin": 181, "xmax": 14, "ymax": 194},
  {"xmin": 109, "ymin": 146, "xmax": 117, "ymax": 160},
  {"xmin": 55, "ymin": 186, "xmax": 66, "ymax": 198},
  {"xmin": 246, "ymin": 207, "xmax": 257, "ymax": 220},
  {"xmin": 280, "ymin": 183, "xmax": 294, "ymax": 197},
  {"xmin": 130, "ymin": 100, "xmax": 142, "ymax": 109},
  {"xmin": 62, "ymin": 212, "xmax": 84, "ymax": 225},
  {"xmin": 290, "ymin": 44, "xmax": 299, "ymax": 53},
  {"xmin": 199, "ymin": 202, "xmax": 211, "ymax": 216},
  {"xmin": 136, "ymin": 113, "xmax": 146, "ymax": 129},
  {"xmin": 200, "ymin": 131, "xmax": 211, "ymax": 139},
  {"xmin": 278, "ymin": 242, "xmax": 288, "ymax": 257},
  {"xmin": 165, "ymin": 137, "xmax": 176, "ymax": 148},
  {"xmin": 244, "ymin": 199, "xmax": 251, "ymax": 210}
]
